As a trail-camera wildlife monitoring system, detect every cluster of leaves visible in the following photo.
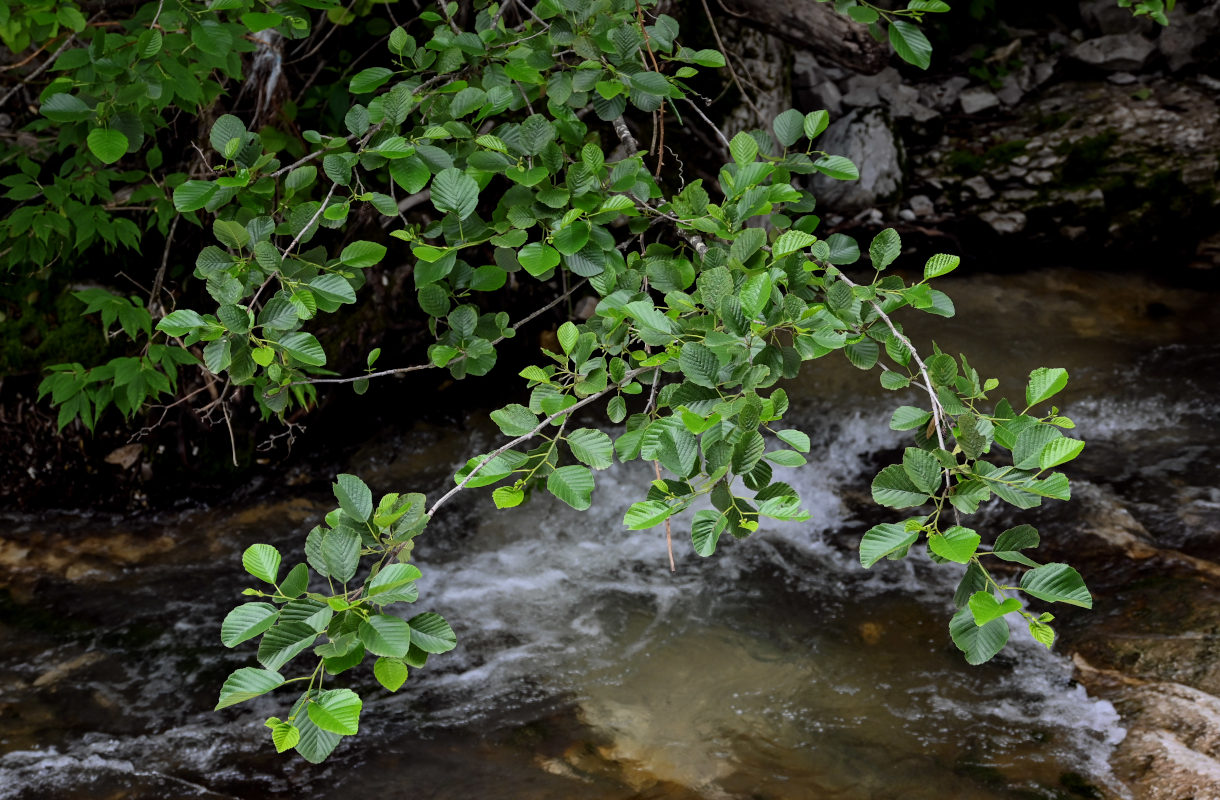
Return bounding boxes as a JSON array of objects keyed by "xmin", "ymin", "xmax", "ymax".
[
  {"xmin": 218, "ymin": 474, "xmax": 455, "ymax": 763},
  {"xmin": 35, "ymin": 289, "xmax": 196, "ymax": 430},
  {"xmin": 861, "ymin": 362, "xmax": 1090, "ymax": 662}
]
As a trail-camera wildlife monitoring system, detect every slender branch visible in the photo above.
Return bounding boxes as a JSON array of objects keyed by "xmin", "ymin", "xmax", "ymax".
[
  {"xmin": 697, "ymin": 0, "xmax": 763, "ymax": 120},
  {"xmin": 0, "ymin": 32, "xmax": 80, "ymax": 107},
  {"xmin": 294, "ymin": 279, "xmax": 590, "ymax": 387},
  {"xmin": 612, "ymin": 116, "xmax": 639, "ymax": 153},
  {"xmin": 836, "ymin": 273, "xmax": 951, "ymax": 456},
  {"xmin": 681, "ymin": 97, "xmax": 731, "ymax": 152},
  {"xmin": 149, "ymin": 214, "xmax": 179, "ymax": 318},
  {"xmin": 425, "ymin": 367, "xmax": 647, "ymax": 519}
]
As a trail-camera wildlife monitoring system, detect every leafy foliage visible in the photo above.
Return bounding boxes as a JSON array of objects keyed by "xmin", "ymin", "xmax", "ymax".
[{"xmin": 0, "ymin": 0, "xmax": 1158, "ymax": 764}]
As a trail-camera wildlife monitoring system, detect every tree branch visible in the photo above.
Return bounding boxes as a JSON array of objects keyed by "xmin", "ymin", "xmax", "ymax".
[{"xmin": 424, "ymin": 367, "xmax": 647, "ymax": 519}]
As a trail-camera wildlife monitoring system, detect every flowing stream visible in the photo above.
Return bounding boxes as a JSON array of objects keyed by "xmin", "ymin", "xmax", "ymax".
[{"xmin": 1, "ymin": 269, "xmax": 1215, "ymax": 799}]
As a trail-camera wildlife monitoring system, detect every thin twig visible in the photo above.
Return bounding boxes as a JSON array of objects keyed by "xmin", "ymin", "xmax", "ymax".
[
  {"xmin": 696, "ymin": 0, "xmax": 763, "ymax": 120},
  {"xmin": 149, "ymin": 214, "xmax": 179, "ymax": 318},
  {"xmin": 653, "ymin": 460, "xmax": 676, "ymax": 572},
  {"xmin": 681, "ymin": 97, "xmax": 731, "ymax": 152},
  {"xmin": 0, "ymin": 32, "xmax": 79, "ymax": 107},
  {"xmin": 222, "ymin": 401, "xmax": 239, "ymax": 467},
  {"xmin": 836, "ymin": 273, "xmax": 952, "ymax": 479},
  {"xmin": 424, "ymin": 367, "xmax": 648, "ymax": 520},
  {"xmin": 296, "ymin": 279, "xmax": 589, "ymax": 387}
]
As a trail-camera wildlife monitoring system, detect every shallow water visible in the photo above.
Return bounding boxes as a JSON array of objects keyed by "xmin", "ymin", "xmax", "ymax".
[{"xmin": 2, "ymin": 269, "xmax": 1215, "ymax": 799}]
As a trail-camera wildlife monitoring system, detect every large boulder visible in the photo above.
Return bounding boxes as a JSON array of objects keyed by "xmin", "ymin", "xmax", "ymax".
[
  {"xmin": 811, "ymin": 107, "xmax": 903, "ymax": 214},
  {"xmin": 1070, "ymin": 34, "xmax": 1158, "ymax": 71}
]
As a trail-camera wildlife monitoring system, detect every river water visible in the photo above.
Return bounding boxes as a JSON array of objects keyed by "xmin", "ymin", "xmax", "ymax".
[{"xmin": 1, "ymin": 269, "xmax": 1215, "ymax": 799}]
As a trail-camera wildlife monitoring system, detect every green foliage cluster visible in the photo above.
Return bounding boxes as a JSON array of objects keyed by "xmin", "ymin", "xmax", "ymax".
[
  {"xmin": 4, "ymin": 0, "xmax": 1165, "ymax": 763},
  {"xmin": 219, "ymin": 474, "xmax": 452, "ymax": 762}
]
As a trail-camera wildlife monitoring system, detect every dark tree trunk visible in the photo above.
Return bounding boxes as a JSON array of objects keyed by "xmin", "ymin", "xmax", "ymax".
[{"xmin": 718, "ymin": 0, "xmax": 890, "ymax": 74}]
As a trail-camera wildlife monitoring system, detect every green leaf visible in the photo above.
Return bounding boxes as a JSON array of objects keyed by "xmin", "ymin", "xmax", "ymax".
[
  {"xmin": 813, "ymin": 155, "xmax": 859, "ymax": 181},
  {"xmin": 293, "ymin": 693, "xmax": 341, "ymax": 763},
  {"xmin": 678, "ymin": 342, "xmax": 719, "ymax": 388},
  {"xmin": 269, "ymin": 720, "xmax": 300, "ymax": 753},
  {"xmin": 1025, "ymin": 367, "xmax": 1069, "ymax": 407},
  {"xmin": 407, "ymin": 612, "xmax": 457, "ymax": 653},
  {"xmin": 1039, "ymin": 437, "xmax": 1085, "ymax": 470},
  {"xmin": 279, "ymin": 563, "xmax": 309, "ymax": 599},
  {"xmin": 87, "ymin": 128, "xmax": 129, "ymax": 165},
  {"xmin": 374, "ymin": 657, "xmax": 409, "ymax": 692},
  {"xmin": 859, "ymin": 523, "xmax": 919, "ymax": 568},
  {"xmin": 567, "ymin": 428, "xmax": 614, "ymax": 470},
  {"xmin": 775, "ymin": 429, "xmax": 810, "ymax": 453},
  {"xmin": 1029, "ymin": 619, "xmax": 1056, "ymax": 648},
  {"xmin": 359, "ymin": 614, "xmax": 412, "ymax": 658},
  {"xmin": 518, "ymin": 242, "xmax": 560, "ymax": 276},
  {"xmin": 928, "ymin": 525, "xmax": 980, "ymax": 563},
  {"xmin": 340, "ymin": 241, "xmax": 387, "ymax": 268},
  {"xmin": 349, "ymin": 67, "xmax": 393, "ymax": 94},
  {"xmin": 307, "ymin": 688, "xmax": 362, "ymax": 736},
  {"xmin": 221, "ymin": 603, "xmax": 280, "ymax": 647},
  {"xmin": 691, "ymin": 509, "xmax": 726, "ymax": 556},
  {"xmin": 368, "ymin": 563, "xmax": 422, "ymax": 598},
  {"xmin": 880, "ymin": 371, "xmax": 910, "ymax": 390},
  {"xmin": 40, "ymin": 93, "xmax": 91, "ymax": 123},
  {"xmin": 215, "ymin": 667, "xmax": 284, "ymax": 710},
  {"xmin": 992, "ymin": 524, "xmax": 1042, "ymax": 567},
  {"xmin": 764, "ymin": 449, "xmax": 806, "ymax": 467},
  {"xmin": 157, "ymin": 310, "xmax": 207, "ymax": 337},
  {"xmin": 210, "ymin": 114, "xmax": 246, "ymax": 154},
  {"xmin": 729, "ymin": 131, "xmax": 759, "ymax": 165},
  {"xmin": 1020, "ymin": 563, "xmax": 1092, "ymax": 608},
  {"xmin": 334, "ymin": 473, "xmax": 373, "ymax": 521},
  {"xmin": 968, "ymin": 592, "xmax": 1022, "ymax": 626},
  {"xmin": 869, "ymin": 228, "xmax": 901, "ymax": 270},
  {"xmin": 242, "ymin": 543, "xmax": 281, "ymax": 584},
  {"xmin": 490, "ymin": 403, "xmax": 538, "ymax": 437},
  {"xmin": 772, "ymin": 109, "xmax": 806, "ymax": 147},
  {"xmin": 321, "ymin": 529, "xmax": 360, "ymax": 583},
  {"xmin": 949, "ymin": 607, "xmax": 1009, "ymax": 665},
  {"xmin": 923, "ymin": 253, "xmax": 959, "ymax": 279},
  {"xmin": 891, "ymin": 406, "xmax": 932, "ymax": 431},
  {"xmin": 825, "ymin": 233, "xmax": 860, "ymax": 265},
  {"xmin": 902, "ymin": 447, "xmax": 941, "ymax": 494},
  {"xmin": 623, "ymin": 500, "xmax": 673, "ymax": 530},
  {"xmin": 803, "ymin": 110, "xmax": 830, "ymax": 139},
  {"xmin": 547, "ymin": 465, "xmax": 595, "ymax": 510},
  {"xmin": 772, "ymin": 230, "xmax": 817, "ymax": 258},
  {"xmin": 888, "ymin": 19, "xmax": 933, "ymax": 70},
  {"xmin": 173, "ymin": 180, "xmax": 217, "ymax": 212},
  {"xmin": 871, "ymin": 465, "xmax": 930, "ymax": 508},
  {"xmin": 1013, "ymin": 425, "xmax": 1061, "ymax": 470},
  {"xmin": 845, "ymin": 338, "xmax": 879, "ymax": 370},
  {"xmin": 278, "ymin": 331, "xmax": 326, "ymax": 366},
  {"xmin": 257, "ymin": 622, "xmax": 318, "ymax": 671},
  {"xmin": 431, "ymin": 167, "xmax": 479, "ymax": 220}
]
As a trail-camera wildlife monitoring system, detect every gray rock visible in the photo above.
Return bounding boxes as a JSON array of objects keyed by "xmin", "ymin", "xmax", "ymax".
[
  {"xmin": 1070, "ymin": 34, "xmax": 1156, "ymax": 72},
  {"xmin": 810, "ymin": 107, "xmax": 903, "ymax": 214},
  {"xmin": 841, "ymin": 82, "xmax": 879, "ymax": 108},
  {"xmin": 1159, "ymin": 5, "xmax": 1220, "ymax": 72},
  {"xmin": 995, "ymin": 73, "xmax": 1024, "ymax": 106},
  {"xmin": 979, "ymin": 210, "xmax": 1027, "ymax": 234},
  {"xmin": 921, "ymin": 76, "xmax": 970, "ymax": 111},
  {"xmin": 1107, "ymin": 71, "xmax": 1138, "ymax": 85},
  {"xmin": 898, "ymin": 208, "xmax": 917, "ymax": 222},
  {"xmin": 962, "ymin": 175, "xmax": 994, "ymax": 199},
  {"xmin": 810, "ymin": 80, "xmax": 843, "ymax": 116},
  {"xmin": 959, "ymin": 86, "xmax": 1000, "ymax": 115},
  {"xmin": 1026, "ymin": 170, "xmax": 1054, "ymax": 185},
  {"xmin": 879, "ymin": 82, "xmax": 938, "ymax": 121},
  {"xmin": 908, "ymin": 194, "xmax": 934, "ymax": 217}
]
